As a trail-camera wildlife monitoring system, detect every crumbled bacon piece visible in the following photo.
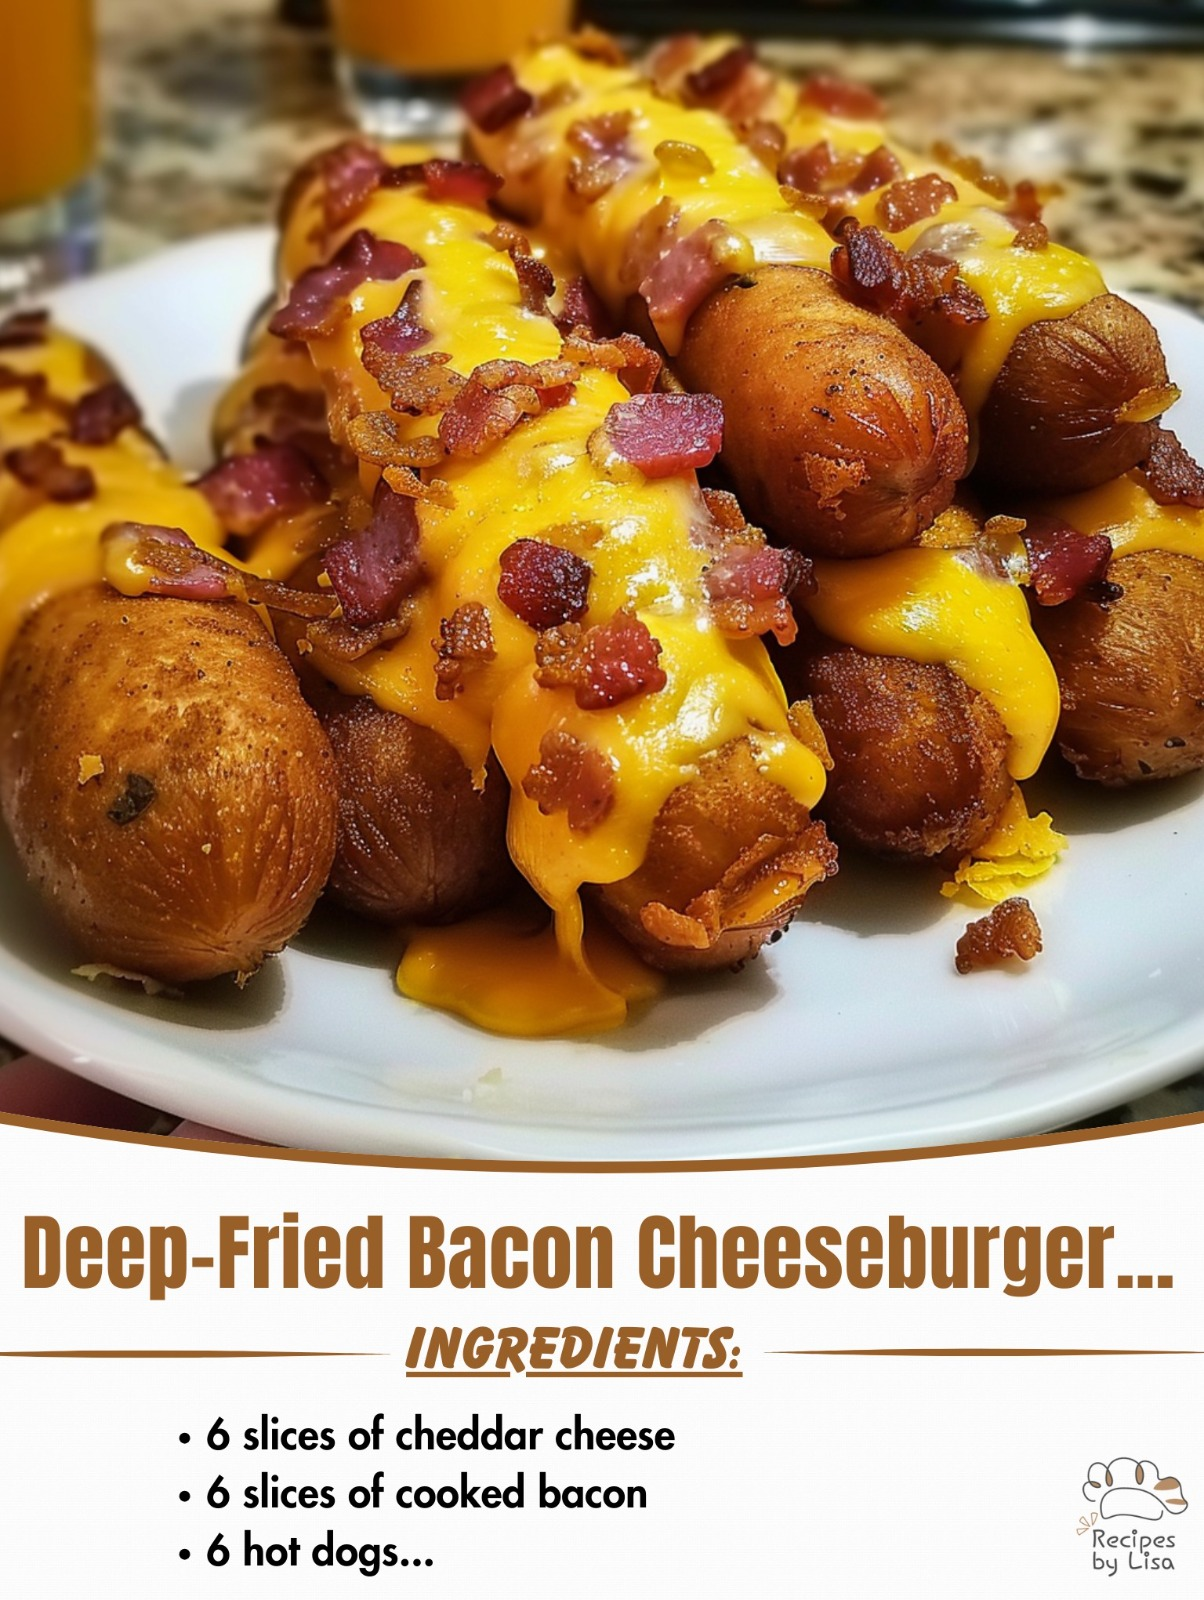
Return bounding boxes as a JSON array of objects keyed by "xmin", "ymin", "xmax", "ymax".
[
  {"xmin": 346, "ymin": 410, "xmax": 445, "ymax": 470},
  {"xmin": 554, "ymin": 275, "xmax": 614, "ymax": 340},
  {"xmin": 781, "ymin": 141, "xmax": 902, "ymax": 208},
  {"xmin": 324, "ymin": 481, "xmax": 423, "ymax": 627},
  {"xmin": 306, "ymin": 613, "xmax": 410, "ymax": 660},
  {"xmin": 195, "ymin": 444, "xmax": 326, "ymax": 536},
  {"xmin": 4, "ymin": 440, "xmax": 94, "ymax": 502},
  {"xmin": 831, "ymin": 221, "xmax": 989, "ymax": 330},
  {"xmin": 1020, "ymin": 516, "xmax": 1114, "ymax": 606},
  {"xmin": 382, "ymin": 463, "xmax": 453, "ymax": 509},
  {"xmin": 560, "ymin": 330, "xmax": 661, "ymax": 394},
  {"xmin": 434, "ymin": 601, "xmax": 496, "ymax": 700},
  {"xmin": 799, "ymin": 73, "xmax": 886, "ymax": 122},
  {"xmin": 1013, "ymin": 220, "xmax": 1050, "ymax": 251},
  {"xmin": 0, "ymin": 366, "xmax": 50, "ymax": 408},
  {"xmin": 319, "ymin": 140, "xmax": 388, "ymax": 235},
  {"xmin": 1140, "ymin": 427, "xmax": 1204, "ymax": 509},
  {"xmin": 269, "ymin": 229, "xmax": 422, "ymax": 341},
  {"xmin": 513, "ymin": 252, "xmax": 555, "ymax": 317},
  {"xmin": 0, "ymin": 308, "xmax": 49, "ymax": 348},
  {"xmin": 646, "ymin": 32, "xmax": 703, "ymax": 92},
  {"xmin": 567, "ymin": 112, "xmax": 635, "ymax": 201},
  {"xmin": 69, "ymin": 381, "xmax": 142, "ymax": 446},
  {"xmin": 460, "ymin": 62, "xmax": 534, "ymax": 132},
  {"xmin": 388, "ymin": 158, "xmax": 502, "ymax": 211},
  {"xmin": 569, "ymin": 24, "xmax": 628, "ymax": 66},
  {"xmin": 102, "ymin": 523, "xmax": 233, "ymax": 601},
  {"xmin": 498, "ymin": 539, "xmax": 592, "ymax": 629},
  {"xmin": 931, "ymin": 139, "xmax": 1010, "ymax": 201},
  {"xmin": 706, "ymin": 543, "xmax": 813, "ymax": 645},
  {"xmin": 955, "ymin": 897, "xmax": 1043, "ymax": 975},
  {"xmin": 360, "ymin": 281, "xmax": 430, "ymax": 381},
  {"xmin": 372, "ymin": 351, "xmax": 466, "ymax": 417},
  {"xmin": 484, "ymin": 220, "xmax": 533, "ymax": 258},
  {"xmin": 683, "ymin": 42, "xmax": 755, "ymax": 103},
  {"xmin": 602, "ymin": 391, "xmax": 724, "ymax": 479},
  {"xmin": 741, "ymin": 118, "xmax": 787, "ymax": 172},
  {"xmin": 1007, "ymin": 177, "xmax": 1044, "ymax": 224},
  {"xmin": 535, "ymin": 610, "xmax": 666, "ymax": 710},
  {"xmin": 638, "ymin": 219, "xmax": 744, "ymax": 344},
  {"xmin": 438, "ymin": 358, "xmax": 576, "ymax": 457},
  {"xmin": 522, "ymin": 730, "xmax": 615, "ymax": 833},
  {"xmin": 877, "ymin": 172, "xmax": 958, "ymax": 233}
]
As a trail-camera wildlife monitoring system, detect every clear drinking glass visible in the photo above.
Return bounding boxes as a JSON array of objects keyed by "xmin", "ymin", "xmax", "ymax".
[
  {"xmin": 330, "ymin": 0, "xmax": 574, "ymax": 142},
  {"xmin": 0, "ymin": 0, "xmax": 99, "ymax": 303}
]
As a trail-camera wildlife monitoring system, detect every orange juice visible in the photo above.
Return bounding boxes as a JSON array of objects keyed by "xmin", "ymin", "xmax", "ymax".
[
  {"xmin": 0, "ymin": 1, "xmax": 96, "ymax": 214},
  {"xmin": 331, "ymin": 0, "xmax": 573, "ymax": 76}
]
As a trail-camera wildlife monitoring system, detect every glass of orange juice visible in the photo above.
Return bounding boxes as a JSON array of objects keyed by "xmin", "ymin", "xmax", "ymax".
[
  {"xmin": 330, "ymin": 0, "xmax": 575, "ymax": 140},
  {"xmin": 0, "ymin": 0, "xmax": 98, "ymax": 301}
]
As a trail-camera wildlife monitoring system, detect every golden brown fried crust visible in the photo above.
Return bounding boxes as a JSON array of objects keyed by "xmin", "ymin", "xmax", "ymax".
[
  {"xmin": 672, "ymin": 265, "xmax": 968, "ymax": 558},
  {"xmin": 976, "ymin": 294, "xmax": 1169, "ymax": 495},
  {"xmin": 593, "ymin": 738, "xmax": 837, "ymax": 972},
  {"xmin": 318, "ymin": 693, "xmax": 516, "ymax": 923},
  {"xmin": 0, "ymin": 589, "xmax": 338, "ymax": 983},
  {"xmin": 783, "ymin": 643, "xmax": 1013, "ymax": 861},
  {"xmin": 1030, "ymin": 549, "xmax": 1204, "ymax": 784}
]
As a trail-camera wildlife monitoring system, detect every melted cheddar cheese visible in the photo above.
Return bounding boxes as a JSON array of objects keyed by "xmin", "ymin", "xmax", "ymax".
[
  {"xmin": 0, "ymin": 328, "xmax": 225, "ymax": 670},
  {"xmin": 469, "ymin": 42, "xmax": 832, "ymax": 352},
  {"xmin": 276, "ymin": 162, "xmax": 827, "ymax": 1032},
  {"xmin": 800, "ymin": 541, "xmax": 1060, "ymax": 781},
  {"xmin": 1037, "ymin": 471, "xmax": 1204, "ymax": 562}
]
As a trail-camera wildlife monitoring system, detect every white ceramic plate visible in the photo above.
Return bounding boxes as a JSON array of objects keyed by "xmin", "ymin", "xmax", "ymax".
[{"xmin": 2, "ymin": 230, "xmax": 1203, "ymax": 1158}]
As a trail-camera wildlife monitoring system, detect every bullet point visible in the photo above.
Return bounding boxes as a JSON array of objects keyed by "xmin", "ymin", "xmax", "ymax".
[
  {"xmin": 179, "ymin": 1490, "xmax": 190, "ymax": 1502},
  {"xmin": 179, "ymin": 1549, "xmax": 191, "ymax": 1561},
  {"xmin": 178, "ymin": 1432, "xmax": 190, "ymax": 1444}
]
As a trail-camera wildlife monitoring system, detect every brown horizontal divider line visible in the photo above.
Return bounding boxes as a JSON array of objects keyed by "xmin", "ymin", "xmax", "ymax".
[
  {"xmin": 0, "ymin": 1107, "xmax": 1200, "ymax": 1174},
  {"xmin": 525, "ymin": 1370, "xmax": 742, "ymax": 1379},
  {"xmin": 404, "ymin": 1371, "xmax": 510, "ymax": 1379},
  {"xmin": 0, "ymin": 1349, "xmax": 378, "ymax": 1360},
  {"xmin": 770, "ymin": 1348, "xmax": 1199, "ymax": 1358}
]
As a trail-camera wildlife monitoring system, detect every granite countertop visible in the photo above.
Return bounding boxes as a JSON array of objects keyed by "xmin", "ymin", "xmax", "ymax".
[
  {"xmin": 97, "ymin": 0, "xmax": 1204, "ymax": 308},
  {"xmin": 4, "ymin": 2, "xmax": 1200, "ymax": 1132}
]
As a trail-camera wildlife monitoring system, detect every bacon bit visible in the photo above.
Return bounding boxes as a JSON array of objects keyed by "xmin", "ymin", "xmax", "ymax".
[
  {"xmin": 522, "ymin": 730, "xmax": 615, "ymax": 833},
  {"xmin": 931, "ymin": 139, "xmax": 1010, "ymax": 201},
  {"xmin": 781, "ymin": 141, "xmax": 903, "ymax": 208},
  {"xmin": 0, "ymin": 308, "xmax": 49, "ymax": 348},
  {"xmin": 324, "ymin": 481, "xmax": 423, "ymax": 627},
  {"xmin": 560, "ymin": 330, "xmax": 662, "ymax": 394},
  {"xmin": 646, "ymin": 32, "xmax": 703, "ymax": 92},
  {"xmin": 831, "ymin": 221, "xmax": 989, "ymax": 330},
  {"xmin": 1140, "ymin": 427, "xmax": 1204, "ymax": 509},
  {"xmin": 360, "ymin": 281, "xmax": 430, "ymax": 387},
  {"xmin": 460, "ymin": 62, "xmax": 534, "ymax": 132},
  {"xmin": 569, "ymin": 24, "xmax": 628, "ymax": 66},
  {"xmin": 498, "ymin": 539, "xmax": 592, "ymax": 629},
  {"xmin": 877, "ymin": 172, "xmax": 958, "ymax": 233},
  {"xmin": 195, "ymin": 444, "xmax": 326, "ymax": 536},
  {"xmin": 799, "ymin": 72, "xmax": 886, "ymax": 122},
  {"xmin": 638, "ymin": 219, "xmax": 748, "ymax": 343},
  {"xmin": 4, "ymin": 440, "xmax": 95, "ymax": 502},
  {"xmin": 434, "ymin": 601, "xmax": 496, "ymax": 700},
  {"xmin": 703, "ymin": 486, "xmax": 748, "ymax": 535},
  {"xmin": 0, "ymin": 365, "xmax": 50, "ymax": 408},
  {"xmin": 319, "ymin": 140, "xmax": 387, "ymax": 235},
  {"xmin": 566, "ymin": 112, "xmax": 635, "ymax": 201},
  {"xmin": 307, "ymin": 613, "xmax": 411, "ymax": 660},
  {"xmin": 554, "ymin": 274, "xmax": 614, "ymax": 340},
  {"xmin": 269, "ymin": 229, "xmax": 422, "ymax": 342},
  {"xmin": 1013, "ymin": 220, "xmax": 1049, "ymax": 251},
  {"xmin": 513, "ymin": 252, "xmax": 555, "ymax": 316},
  {"xmin": 1019, "ymin": 516, "xmax": 1114, "ymax": 606},
  {"xmin": 68, "ymin": 381, "xmax": 143, "ymax": 446},
  {"xmin": 102, "ymin": 522, "xmax": 340, "ymax": 615},
  {"xmin": 603, "ymin": 391, "xmax": 724, "ymax": 479},
  {"xmin": 535, "ymin": 610, "xmax": 666, "ymax": 710},
  {"xmin": 621, "ymin": 196, "xmax": 681, "ymax": 297},
  {"xmin": 1007, "ymin": 177, "xmax": 1044, "ymax": 224},
  {"xmin": 387, "ymin": 158, "xmax": 502, "ymax": 211},
  {"xmin": 484, "ymin": 220, "xmax": 533, "ymax": 257},
  {"xmin": 955, "ymin": 896, "xmax": 1042, "ymax": 975},
  {"xmin": 346, "ymin": 410, "xmax": 445, "ymax": 469},
  {"xmin": 779, "ymin": 184, "xmax": 829, "ymax": 219},
  {"xmin": 706, "ymin": 543, "xmax": 813, "ymax": 645},
  {"xmin": 438, "ymin": 358, "xmax": 576, "ymax": 457},
  {"xmin": 683, "ymin": 42, "xmax": 755, "ymax": 103},
  {"xmin": 741, "ymin": 118, "xmax": 787, "ymax": 172},
  {"xmin": 382, "ymin": 463, "xmax": 454, "ymax": 509},
  {"xmin": 370, "ymin": 351, "xmax": 465, "ymax": 417}
]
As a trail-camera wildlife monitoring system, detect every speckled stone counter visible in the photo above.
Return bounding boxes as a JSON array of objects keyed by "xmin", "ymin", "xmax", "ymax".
[
  {"xmin": 4, "ymin": 1, "xmax": 1201, "ymax": 1130},
  {"xmin": 96, "ymin": 0, "xmax": 1204, "ymax": 312}
]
